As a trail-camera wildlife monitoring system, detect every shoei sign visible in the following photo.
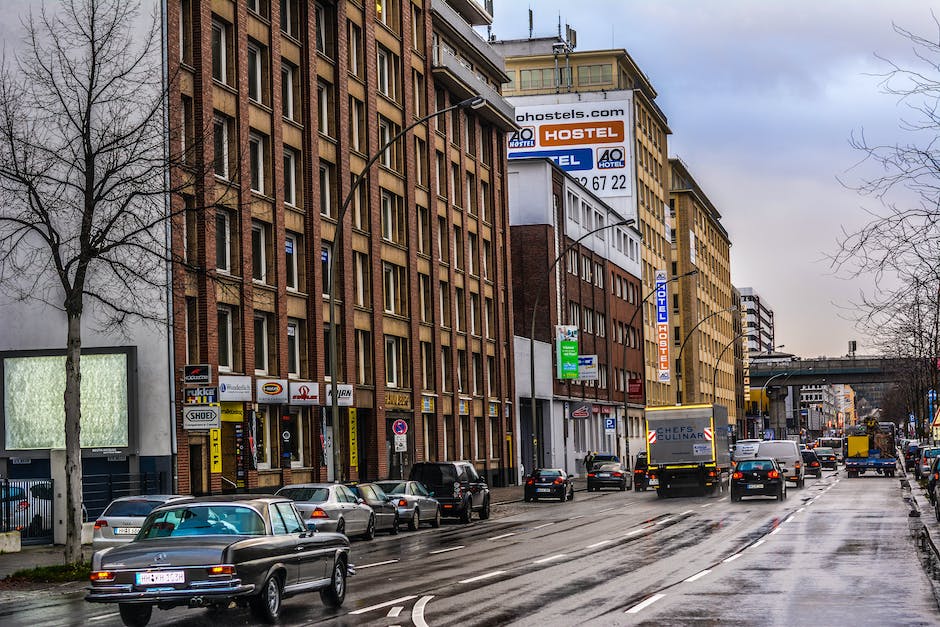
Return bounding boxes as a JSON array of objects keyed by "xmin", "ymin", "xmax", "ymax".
[{"xmin": 183, "ymin": 404, "xmax": 221, "ymax": 430}]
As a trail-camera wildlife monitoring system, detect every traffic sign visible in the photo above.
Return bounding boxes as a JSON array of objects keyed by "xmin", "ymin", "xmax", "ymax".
[
  {"xmin": 394, "ymin": 433, "xmax": 407, "ymax": 452},
  {"xmin": 604, "ymin": 418, "xmax": 616, "ymax": 434},
  {"xmin": 392, "ymin": 419, "xmax": 408, "ymax": 435}
]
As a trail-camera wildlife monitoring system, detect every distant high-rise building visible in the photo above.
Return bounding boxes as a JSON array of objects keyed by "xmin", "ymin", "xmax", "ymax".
[{"xmin": 739, "ymin": 287, "xmax": 775, "ymax": 354}]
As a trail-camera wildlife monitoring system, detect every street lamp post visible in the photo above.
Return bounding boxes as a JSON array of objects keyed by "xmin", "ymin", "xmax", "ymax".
[
  {"xmin": 675, "ymin": 305, "xmax": 738, "ymax": 404},
  {"xmin": 527, "ymin": 218, "xmax": 634, "ymax": 478},
  {"xmin": 711, "ymin": 331, "xmax": 747, "ymax": 406},
  {"xmin": 760, "ymin": 372, "xmax": 790, "ymax": 439},
  {"xmin": 326, "ymin": 96, "xmax": 485, "ymax": 482},
  {"xmin": 621, "ymin": 269, "xmax": 698, "ymax": 470}
]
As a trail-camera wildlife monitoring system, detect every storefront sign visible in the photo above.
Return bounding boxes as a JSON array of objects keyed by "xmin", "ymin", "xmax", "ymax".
[
  {"xmin": 569, "ymin": 402, "xmax": 591, "ymax": 420},
  {"xmin": 220, "ymin": 402, "xmax": 244, "ymax": 423},
  {"xmin": 184, "ymin": 364, "xmax": 211, "ymax": 384},
  {"xmin": 219, "ymin": 375, "xmax": 252, "ymax": 401},
  {"xmin": 655, "ymin": 270, "xmax": 671, "ymax": 383},
  {"xmin": 385, "ymin": 391, "xmax": 412, "ymax": 409},
  {"xmin": 324, "ymin": 384, "xmax": 353, "ymax": 407},
  {"xmin": 349, "ymin": 408, "xmax": 358, "ymax": 469},
  {"xmin": 209, "ymin": 428, "xmax": 222, "ymax": 473},
  {"xmin": 184, "ymin": 386, "xmax": 217, "ymax": 404},
  {"xmin": 183, "ymin": 404, "xmax": 221, "ymax": 430},
  {"xmin": 289, "ymin": 381, "xmax": 319, "ymax": 405},
  {"xmin": 256, "ymin": 379, "xmax": 288, "ymax": 404},
  {"xmin": 577, "ymin": 355, "xmax": 598, "ymax": 381},
  {"xmin": 556, "ymin": 325, "xmax": 579, "ymax": 380}
]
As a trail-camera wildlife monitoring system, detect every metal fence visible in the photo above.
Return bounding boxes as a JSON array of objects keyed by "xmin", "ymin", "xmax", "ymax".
[
  {"xmin": 0, "ymin": 478, "xmax": 54, "ymax": 544},
  {"xmin": 83, "ymin": 472, "xmax": 169, "ymax": 521}
]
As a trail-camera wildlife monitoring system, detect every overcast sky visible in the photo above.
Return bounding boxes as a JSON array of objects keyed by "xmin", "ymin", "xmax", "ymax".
[{"xmin": 490, "ymin": 0, "xmax": 931, "ymax": 358}]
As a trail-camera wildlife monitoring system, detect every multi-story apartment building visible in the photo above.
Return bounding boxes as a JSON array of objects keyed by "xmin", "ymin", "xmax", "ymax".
[
  {"xmin": 508, "ymin": 158, "xmax": 644, "ymax": 476},
  {"xmin": 493, "ymin": 36, "xmax": 677, "ymax": 409},
  {"xmin": 740, "ymin": 287, "xmax": 776, "ymax": 354},
  {"xmin": 167, "ymin": 0, "xmax": 516, "ymax": 494},
  {"xmin": 669, "ymin": 159, "xmax": 735, "ymax": 423}
]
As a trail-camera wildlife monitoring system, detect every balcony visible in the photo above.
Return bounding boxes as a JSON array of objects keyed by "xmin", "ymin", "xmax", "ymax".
[
  {"xmin": 443, "ymin": 0, "xmax": 492, "ymax": 26},
  {"xmin": 432, "ymin": 45, "xmax": 515, "ymax": 130},
  {"xmin": 431, "ymin": 0, "xmax": 504, "ymax": 77}
]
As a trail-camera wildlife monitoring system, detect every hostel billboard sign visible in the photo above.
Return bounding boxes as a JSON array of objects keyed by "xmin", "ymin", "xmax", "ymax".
[{"xmin": 655, "ymin": 270, "xmax": 671, "ymax": 383}]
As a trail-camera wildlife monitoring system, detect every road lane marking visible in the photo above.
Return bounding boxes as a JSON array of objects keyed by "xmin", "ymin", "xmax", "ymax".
[
  {"xmin": 769, "ymin": 528, "xmax": 780, "ymax": 536},
  {"xmin": 797, "ymin": 507, "xmax": 805, "ymax": 513},
  {"xmin": 413, "ymin": 596, "xmax": 434, "ymax": 627},
  {"xmin": 626, "ymin": 593, "xmax": 666, "ymax": 614},
  {"xmin": 357, "ymin": 559, "xmax": 399, "ymax": 569},
  {"xmin": 783, "ymin": 516, "xmax": 794, "ymax": 524},
  {"xmin": 533, "ymin": 553, "xmax": 567, "ymax": 564},
  {"xmin": 723, "ymin": 553, "xmax": 741, "ymax": 563},
  {"xmin": 700, "ymin": 503, "xmax": 713, "ymax": 508},
  {"xmin": 656, "ymin": 517, "xmax": 674, "ymax": 525},
  {"xmin": 387, "ymin": 607, "xmax": 403, "ymax": 618},
  {"xmin": 679, "ymin": 510, "xmax": 693, "ymax": 516},
  {"xmin": 489, "ymin": 533, "xmax": 515, "ymax": 541},
  {"xmin": 349, "ymin": 596, "xmax": 418, "ymax": 615},
  {"xmin": 752, "ymin": 539, "xmax": 765, "ymax": 548},
  {"xmin": 587, "ymin": 539, "xmax": 613, "ymax": 548},
  {"xmin": 598, "ymin": 507, "xmax": 615, "ymax": 513},
  {"xmin": 89, "ymin": 614, "xmax": 120, "ymax": 622},
  {"xmin": 570, "ymin": 515, "xmax": 585, "ymax": 520},
  {"xmin": 458, "ymin": 570, "xmax": 505, "ymax": 584},
  {"xmin": 430, "ymin": 545, "xmax": 465, "ymax": 554},
  {"xmin": 532, "ymin": 522, "xmax": 555, "ymax": 530},
  {"xmin": 684, "ymin": 569, "xmax": 712, "ymax": 583},
  {"xmin": 625, "ymin": 527, "xmax": 646, "ymax": 536}
]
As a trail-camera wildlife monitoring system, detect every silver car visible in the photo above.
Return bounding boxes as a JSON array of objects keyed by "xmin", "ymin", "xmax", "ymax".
[
  {"xmin": 375, "ymin": 480, "xmax": 442, "ymax": 530},
  {"xmin": 91, "ymin": 494, "xmax": 190, "ymax": 549},
  {"xmin": 276, "ymin": 483, "xmax": 375, "ymax": 539},
  {"xmin": 917, "ymin": 447, "xmax": 940, "ymax": 480}
]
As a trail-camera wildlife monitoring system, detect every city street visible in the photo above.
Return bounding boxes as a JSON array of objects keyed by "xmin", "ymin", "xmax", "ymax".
[{"xmin": 1, "ymin": 469, "xmax": 937, "ymax": 626}]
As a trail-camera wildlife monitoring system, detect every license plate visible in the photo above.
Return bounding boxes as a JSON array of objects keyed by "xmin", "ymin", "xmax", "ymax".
[
  {"xmin": 136, "ymin": 571, "xmax": 184, "ymax": 585},
  {"xmin": 114, "ymin": 527, "xmax": 140, "ymax": 535},
  {"xmin": 649, "ymin": 478, "xmax": 659, "ymax": 486},
  {"xmin": 746, "ymin": 483, "xmax": 763, "ymax": 489},
  {"xmin": 598, "ymin": 473, "xmax": 610, "ymax": 477},
  {"xmin": 536, "ymin": 488, "xmax": 550, "ymax": 493}
]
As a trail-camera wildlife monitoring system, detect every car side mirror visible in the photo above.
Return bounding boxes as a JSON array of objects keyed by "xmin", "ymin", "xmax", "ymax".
[
  {"xmin": 356, "ymin": 497, "xmax": 365, "ymax": 505},
  {"xmin": 306, "ymin": 521, "xmax": 317, "ymax": 533}
]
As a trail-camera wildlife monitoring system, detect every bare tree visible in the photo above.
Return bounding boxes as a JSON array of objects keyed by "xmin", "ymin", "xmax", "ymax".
[{"xmin": 0, "ymin": 0, "xmax": 186, "ymax": 563}]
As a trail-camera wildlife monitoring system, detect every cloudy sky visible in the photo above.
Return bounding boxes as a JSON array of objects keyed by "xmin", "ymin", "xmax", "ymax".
[{"xmin": 490, "ymin": 0, "xmax": 931, "ymax": 358}]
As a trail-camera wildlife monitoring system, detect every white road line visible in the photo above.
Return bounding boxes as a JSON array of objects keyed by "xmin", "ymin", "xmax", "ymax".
[
  {"xmin": 626, "ymin": 593, "xmax": 666, "ymax": 614},
  {"xmin": 679, "ymin": 510, "xmax": 693, "ymax": 516},
  {"xmin": 413, "ymin": 596, "xmax": 434, "ymax": 627},
  {"xmin": 458, "ymin": 570, "xmax": 505, "ymax": 584},
  {"xmin": 656, "ymin": 516, "xmax": 674, "ymax": 525},
  {"xmin": 700, "ymin": 503, "xmax": 713, "ymax": 508},
  {"xmin": 723, "ymin": 553, "xmax": 742, "ymax": 563},
  {"xmin": 752, "ymin": 539, "xmax": 765, "ymax": 548},
  {"xmin": 387, "ymin": 606, "xmax": 403, "ymax": 618},
  {"xmin": 770, "ymin": 527, "xmax": 781, "ymax": 535},
  {"xmin": 783, "ymin": 516, "xmax": 794, "ymax": 524},
  {"xmin": 587, "ymin": 539, "xmax": 613, "ymax": 548},
  {"xmin": 89, "ymin": 614, "xmax": 120, "ymax": 622},
  {"xmin": 488, "ymin": 533, "xmax": 515, "ymax": 541},
  {"xmin": 356, "ymin": 559, "xmax": 399, "ymax": 569},
  {"xmin": 684, "ymin": 569, "xmax": 712, "ymax": 583},
  {"xmin": 533, "ymin": 553, "xmax": 567, "ymax": 564},
  {"xmin": 349, "ymin": 595, "xmax": 418, "ymax": 615},
  {"xmin": 532, "ymin": 522, "xmax": 555, "ymax": 530},
  {"xmin": 429, "ymin": 545, "xmax": 465, "ymax": 554},
  {"xmin": 598, "ymin": 507, "xmax": 615, "ymax": 513},
  {"xmin": 797, "ymin": 507, "xmax": 805, "ymax": 513},
  {"xmin": 625, "ymin": 527, "xmax": 646, "ymax": 536},
  {"xmin": 570, "ymin": 515, "xmax": 585, "ymax": 520}
]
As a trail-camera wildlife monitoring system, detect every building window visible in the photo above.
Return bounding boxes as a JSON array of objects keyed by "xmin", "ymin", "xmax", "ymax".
[
  {"xmin": 247, "ymin": 41, "xmax": 266, "ymax": 104},
  {"xmin": 414, "ymin": 136, "xmax": 428, "ymax": 187},
  {"xmin": 280, "ymin": 0, "xmax": 299, "ymax": 39},
  {"xmin": 412, "ymin": 70, "xmax": 426, "ymax": 116},
  {"xmin": 348, "ymin": 21, "xmax": 363, "ymax": 78},
  {"xmin": 468, "ymin": 232, "xmax": 478, "ymax": 276},
  {"xmin": 472, "ymin": 353, "xmax": 483, "ymax": 395},
  {"xmin": 376, "ymin": 0, "xmax": 400, "ymax": 34},
  {"xmin": 183, "ymin": 195, "xmax": 197, "ymax": 263},
  {"xmin": 351, "ymin": 178, "xmax": 369, "ymax": 231},
  {"xmin": 383, "ymin": 262, "xmax": 407, "ymax": 315},
  {"xmin": 281, "ymin": 62, "xmax": 297, "ymax": 121},
  {"xmin": 321, "ymin": 243, "xmax": 331, "ymax": 296},
  {"xmin": 378, "ymin": 116, "xmax": 402, "ymax": 170},
  {"xmin": 482, "ymin": 239, "xmax": 492, "ymax": 279},
  {"xmin": 453, "ymin": 226, "xmax": 464, "ymax": 270},
  {"xmin": 319, "ymin": 163, "xmax": 335, "ymax": 218},
  {"xmin": 249, "ymin": 133, "xmax": 266, "ymax": 194},
  {"xmin": 457, "ymin": 349, "xmax": 467, "ymax": 392},
  {"xmin": 285, "ymin": 232, "xmax": 300, "ymax": 291},
  {"xmin": 353, "ymin": 252, "xmax": 369, "ymax": 307},
  {"xmin": 251, "ymin": 221, "xmax": 270, "ymax": 283},
  {"xmin": 421, "ymin": 341, "xmax": 434, "ymax": 390},
  {"xmin": 437, "ymin": 215, "xmax": 449, "ymax": 263},
  {"xmin": 179, "ymin": 0, "xmax": 193, "ymax": 65},
  {"xmin": 349, "ymin": 96, "xmax": 365, "ymax": 153},
  {"xmin": 385, "ymin": 335, "xmax": 408, "ymax": 387},
  {"xmin": 461, "ymin": 415, "xmax": 471, "ymax": 460},
  {"xmin": 211, "ymin": 19, "xmax": 233, "ymax": 85},
  {"xmin": 597, "ymin": 312, "xmax": 606, "ymax": 337},
  {"xmin": 247, "ymin": 0, "xmax": 269, "ymax": 18},
  {"xmin": 180, "ymin": 95, "xmax": 194, "ymax": 164},
  {"xmin": 185, "ymin": 297, "xmax": 199, "ymax": 364},
  {"xmin": 475, "ymin": 416, "xmax": 485, "ymax": 459},
  {"xmin": 485, "ymin": 297, "xmax": 495, "ymax": 338},
  {"xmin": 287, "ymin": 318, "xmax": 302, "ymax": 377},
  {"xmin": 376, "ymin": 46, "xmax": 400, "ymax": 101},
  {"xmin": 455, "ymin": 287, "xmax": 465, "ymax": 332},
  {"xmin": 317, "ymin": 80, "xmax": 334, "ymax": 137},
  {"xmin": 417, "ymin": 205, "xmax": 430, "ymax": 255},
  {"xmin": 254, "ymin": 313, "xmax": 269, "ymax": 374},
  {"xmin": 578, "ymin": 63, "xmax": 613, "ymax": 86},
  {"xmin": 314, "ymin": 2, "xmax": 335, "ymax": 57},
  {"xmin": 380, "ymin": 189, "xmax": 405, "ymax": 244},
  {"xmin": 412, "ymin": 4, "xmax": 425, "ymax": 54},
  {"xmin": 470, "ymin": 293, "xmax": 480, "ymax": 335},
  {"xmin": 441, "ymin": 346, "xmax": 452, "ymax": 393},
  {"xmin": 481, "ymin": 180, "xmax": 492, "ymax": 222},
  {"xmin": 466, "ymin": 172, "xmax": 477, "ymax": 214},
  {"xmin": 283, "ymin": 147, "xmax": 298, "ymax": 207},
  {"xmin": 418, "ymin": 273, "xmax": 432, "ymax": 322},
  {"xmin": 213, "ymin": 115, "xmax": 232, "ymax": 179},
  {"xmin": 439, "ymin": 281, "xmax": 451, "ymax": 327},
  {"xmin": 487, "ymin": 355, "xmax": 496, "ymax": 396},
  {"xmin": 215, "ymin": 209, "xmax": 232, "ymax": 272},
  {"xmin": 356, "ymin": 329, "xmax": 373, "ymax": 385},
  {"xmin": 217, "ymin": 306, "xmax": 235, "ymax": 371},
  {"xmin": 450, "ymin": 163, "xmax": 461, "ymax": 205}
]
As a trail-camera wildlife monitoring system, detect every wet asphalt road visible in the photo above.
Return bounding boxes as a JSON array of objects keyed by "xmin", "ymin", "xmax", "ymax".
[{"xmin": 1, "ymin": 469, "xmax": 937, "ymax": 626}]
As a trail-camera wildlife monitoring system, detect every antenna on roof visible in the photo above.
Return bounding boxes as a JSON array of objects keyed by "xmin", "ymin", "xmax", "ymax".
[{"xmin": 529, "ymin": 8, "xmax": 533, "ymax": 39}]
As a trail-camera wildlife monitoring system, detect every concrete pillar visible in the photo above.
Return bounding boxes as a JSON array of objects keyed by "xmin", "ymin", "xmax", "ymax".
[
  {"xmin": 768, "ymin": 386, "xmax": 789, "ymax": 438},
  {"xmin": 50, "ymin": 449, "xmax": 67, "ymax": 545}
]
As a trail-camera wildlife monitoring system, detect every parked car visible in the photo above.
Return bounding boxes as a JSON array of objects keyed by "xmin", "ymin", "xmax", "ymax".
[
  {"xmin": 730, "ymin": 458, "xmax": 787, "ymax": 502},
  {"xmin": 524, "ymin": 468, "xmax": 575, "ymax": 501},
  {"xmin": 904, "ymin": 441, "xmax": 922, "ymax": 472},
  {"xmin": 801, "ymin": 449, "xmax": 823, "ymax": 478},
  {"xmin": 587, "ymin": 463, "xmax": 629, "ymax": 492},
  {"xmin": 409, "ymin": 461, "xmax": 490, "ymax": 523},
  {"xmin": 586, "ymin": 453, "xmax": 620, "ymax": 471},
  {"xmin": 756, "ymin": 440, "xmax": 804, "ymax": 487},
  {"xmin": 93, "ymin": 495, "xmax": 191, "ymax": 549},
  {"xmin": 916, "ymin": 446, "xmax": 940, "ymax": 480},
  {"xmin": 633, "ymin": 452, "xmax": 649, "ymax": 492},
  {"xmin": 85, "ymin": 495, "xmax": 352, "ymax": 627},
  {"xmin": 344, "ymin": 483, "xmax": 399, "ymax": 535},
  {"xmin": 374, "ymin": 480, "xmax": 441, "ymax": 530},
  {"xmin": 276, "ymin": 483, "xmax": 375, "ymax": 539},
  {"xmin": 814, "ymin": 446, "xmax": 838, "ymax": 470},
  {"xmin": 926, "ymin": 456, "xmax": 940, "ymax": 506}
]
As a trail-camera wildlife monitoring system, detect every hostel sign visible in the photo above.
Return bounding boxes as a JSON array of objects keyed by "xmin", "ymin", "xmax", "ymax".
[{"xmin": 655, "ymin": 270, "xmax": 671, "ymax": 383}]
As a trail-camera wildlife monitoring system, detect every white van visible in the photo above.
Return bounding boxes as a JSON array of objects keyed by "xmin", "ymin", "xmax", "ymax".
[
  {"xmin": 732, "ymin": 439, "xmax": 762, "ymax": 463},
  {"xmin": 757, "ymin": 440, "xmax": 805, "ymax": 487}
]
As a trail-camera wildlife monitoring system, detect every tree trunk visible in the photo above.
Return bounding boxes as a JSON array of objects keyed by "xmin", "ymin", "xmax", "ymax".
[{"xmin": 63, "ymin": 311, "xmax": 83, "ymax": 564}]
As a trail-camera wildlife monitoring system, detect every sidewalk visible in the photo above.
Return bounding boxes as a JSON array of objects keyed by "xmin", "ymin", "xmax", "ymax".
[{"xmin": 0, "ymin": 543, "xmax": 93, "ymax": 580}]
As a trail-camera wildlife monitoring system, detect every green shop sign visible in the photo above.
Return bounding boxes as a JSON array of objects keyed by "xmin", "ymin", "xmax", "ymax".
[{"xmin": 555, "ymin": 325, "xmax": 579, "ymax": 380}]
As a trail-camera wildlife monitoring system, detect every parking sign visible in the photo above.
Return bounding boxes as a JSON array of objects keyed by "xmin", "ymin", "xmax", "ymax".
[{"xmin": 604, "ymin": 418, "xmax": 616, "ymax": 434}]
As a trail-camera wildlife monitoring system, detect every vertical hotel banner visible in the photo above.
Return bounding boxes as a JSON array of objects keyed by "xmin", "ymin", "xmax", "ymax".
[
  {"xmin": 556, "ymin": 325, "xmax": 579, "ymax": 380},
  {"xmin": 655, "ymin": 270, "xmax": 671, "ymax": 383}
]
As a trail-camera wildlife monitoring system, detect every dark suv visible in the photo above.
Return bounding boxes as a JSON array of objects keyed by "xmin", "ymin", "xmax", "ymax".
[{"xmin": 409, "ymin": 461, "xmax": 490, "ymax": 523}]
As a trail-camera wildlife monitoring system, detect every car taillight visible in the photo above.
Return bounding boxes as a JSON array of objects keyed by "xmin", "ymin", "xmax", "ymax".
[
  {"xmin": 398, "ymin": 499, "xmax": 408, "ymax": 507},
  {"xmin": 612, "ymin": 472, "xmax": 622, "ymax": 477},
  {"xmin": 94, "ymin": 519, "xmax": 108, "ymax": 531},
  {"xmin": 208, "ymin": 565, "xmax": 235, "ymax": 576},
  {"xmin": 310, "ymin": 508, "xmax": 329, "ymax": 519},
  {"xmin": 526, "ymin": 477, "xmax": 535, "ymax": 485},
  {"xmin": 795, "ymin": 462, "xmax": 801, "ymax": 469},
  {"xmin": 732, "ymin": 472, "xmax": 743, "ymax": 480},
  {"xmin": 90, "ymin": 571, "xmax": 115, "ymax": 582},
  {"xmin": 587, "ymin": 473, "xmax": 596, "ymax": 478},
  {"xmin": 768, "ymin": 470, "xmax": 780, "ymax": 479},
  {"xmin": 810, "ymin": 461, "xmax": 819, "ymax": 467},
  {"xmin": 707, "ymin": 470, "xmax": 716, "ymax": 477},
  {"xmin": 553, "ymin": 477, "xmax": 564, "ymax": 485},
  {"xmin": 934, "ymin": 473, "xmax": 939, "ymax": 481},
  {"xmin": 634, "ymin": 469, "xmax": 644, "ymax": 474}
]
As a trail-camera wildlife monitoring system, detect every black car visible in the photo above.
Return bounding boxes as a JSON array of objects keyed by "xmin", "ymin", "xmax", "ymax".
[
  {"xmin": 814, "ymin": 447, "xmax": 838, "ymax": 470},
  {"xmin": 587, "ymin": 463, "xmax": 628, "ymax": 492},
  {"xmin": 905, "ymin": 442, "xmax": 921, "ymax": 472},
  {"xmin": 633, "ymin": 452, "xmax": 649, "ymax": 492},
  {"xmin": 801, "ymin": 449, "xmax": 823, "ymax": 478},
  {"xmin": 409, "ymin": 461, "xmax": 490, "ymax": 523},
  {"xmin": 731, "ymin": 458, "xmax": 787, "ymax": 502},
  {"xmin": 345, "ymin": 483, "xmax": 399, "ymax": 535},
  {"xmin": 86, "ymin": 495, "xmax": 352, "ymax": 626},
  {"xmin": 586, "ymin": 453, "xmax": 620, "ymax": 472},
  {"xmin": 524, "ymin": 468, "xmax": 574, "ymax": 502},
  {"xmin": 927, "ymin": 456, "xmax": 940, "ymax": 507}
]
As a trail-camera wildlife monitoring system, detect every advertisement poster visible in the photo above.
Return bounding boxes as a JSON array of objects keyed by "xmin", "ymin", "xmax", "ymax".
[
  {"xmin": 556, "ymin": 325, "xmax": 579, "ymax": 380},
  {"xmin": 655, "ymin": 270, "xmax": 671, "ymax": 383}
]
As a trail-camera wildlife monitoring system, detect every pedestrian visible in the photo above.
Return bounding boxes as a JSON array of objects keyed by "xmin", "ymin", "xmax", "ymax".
[{"xmin": 584, "ymin": 451, "xmax": 595, "ymax": 472}]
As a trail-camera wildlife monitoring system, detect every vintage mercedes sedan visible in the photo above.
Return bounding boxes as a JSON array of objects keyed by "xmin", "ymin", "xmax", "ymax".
[{"xmin": 85, "ymin": 495, "xmax": 352, "ymax": 627}]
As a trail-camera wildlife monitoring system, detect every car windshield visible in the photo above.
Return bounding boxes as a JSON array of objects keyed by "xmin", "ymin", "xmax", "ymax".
[
  {"xmin": 139, "ymin": 505, "xmax": 265, "ymax": 538},
  {"xmin": 596, "ymin": 464, "xmax": 620, "ymax": 471},
  {"xmin": 815, "ymin": 448, "xmax": 834, "ymax": 456},
  {"xmin": 412, "ymin": 464, "xmax": 458, "ymax": 488},
  {"xmin": 738, "ymin": 460, "xmax": 775, "ymax": 471},
  {"xmin": 103, "ymin": 499, "xmax": 171, "ymax": 518},
  {"xmin": 376, "ymin": 482, "xmax": 407, "ymax": 494},
  {"xmin": 536, "ymin": 470, "xmax": 562, "ymax": 478},
  {"xmin": 758, "ymin": 442, "xmax": 796, "ymax": 458},
  {"xmin": 277, "ymin": 487, "xmax": 329, "ymax": 502},
  {"xmin": 594, "ymin": 455, "xmax": 618, "ymax": 462},
  {"xmin": 801, "ymin": 451, "xmax": 817, "ymax": 460}
]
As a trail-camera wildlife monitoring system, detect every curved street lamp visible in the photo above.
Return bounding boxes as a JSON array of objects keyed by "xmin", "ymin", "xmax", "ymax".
[
  {"xmin": 526, "ymin": 218, "xmax": 634, "ymax": 476},
  {"xmin": 326, "ymin": 96, "xmax": 485, "ymax": 482},
  {"xmin": 675, "ymin": 305, "xmax": 738, "ymax": 404},
  {"xmin": 711, "ymin": 330, "xmax": 747, "ymax": 406},
  {"xmin": 759, "ymin": 371, "xmax": 791, "ymax": 438}
]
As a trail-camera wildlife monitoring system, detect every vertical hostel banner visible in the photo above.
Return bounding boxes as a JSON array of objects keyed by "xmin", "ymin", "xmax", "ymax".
[{"xmin": 655, "ymin": 270, "xmax": 671, "ymax": 383}]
